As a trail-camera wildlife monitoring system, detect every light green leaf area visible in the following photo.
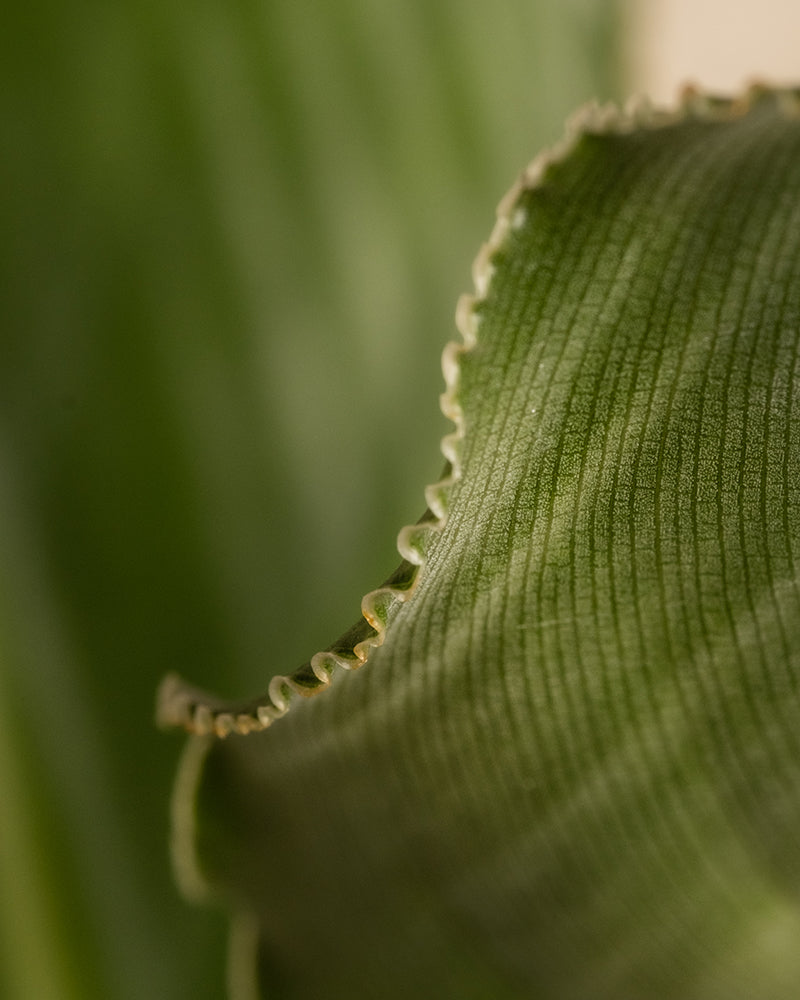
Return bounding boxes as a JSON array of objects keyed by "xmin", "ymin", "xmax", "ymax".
[{"xmin": 166, "ymin": 88, "xmax": 800, "ymax": 999}]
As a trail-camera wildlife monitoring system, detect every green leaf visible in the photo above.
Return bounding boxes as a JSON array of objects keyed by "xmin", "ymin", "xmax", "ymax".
[{"xmin": 163, "ymin": 86, "xmax": 800, "ymax": 998}]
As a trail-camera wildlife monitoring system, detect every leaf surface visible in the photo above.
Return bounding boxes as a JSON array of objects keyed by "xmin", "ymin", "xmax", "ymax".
[{"xmin": 163, "ymin": 87, "xmax": 800, "ymax": 999}]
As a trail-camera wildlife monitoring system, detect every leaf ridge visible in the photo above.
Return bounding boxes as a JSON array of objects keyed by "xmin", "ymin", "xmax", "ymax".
[{"xmin": 156, "ymin": 84, "xmax": 800, "ymax": 742}]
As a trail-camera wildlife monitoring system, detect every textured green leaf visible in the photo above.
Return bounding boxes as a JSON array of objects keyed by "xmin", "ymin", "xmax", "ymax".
[{"xmin": 166, "ymin": 86, "xmax": 800, "ymax": 998}]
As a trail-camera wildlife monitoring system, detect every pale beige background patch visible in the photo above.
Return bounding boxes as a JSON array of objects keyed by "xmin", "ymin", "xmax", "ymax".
[{"xmin": 630, "ymin": 0, "xmax": 800, "ymax": 101}]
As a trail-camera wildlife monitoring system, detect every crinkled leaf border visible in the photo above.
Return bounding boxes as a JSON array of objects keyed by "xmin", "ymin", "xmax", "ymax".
[{"xmin": 157, "ymin": 82, "xmax": 800, "ymax": 741}]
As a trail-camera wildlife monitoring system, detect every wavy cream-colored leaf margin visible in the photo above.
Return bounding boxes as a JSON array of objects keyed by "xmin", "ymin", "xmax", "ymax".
[{"xmin": 156, "ymin": 82, "xmax": 800, "ymax": 742}]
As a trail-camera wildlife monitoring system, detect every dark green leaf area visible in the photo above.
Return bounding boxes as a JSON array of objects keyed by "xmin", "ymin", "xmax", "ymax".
[{"xmin": 192, "ymin": 94, "xmax": 800, "ymax": 999}]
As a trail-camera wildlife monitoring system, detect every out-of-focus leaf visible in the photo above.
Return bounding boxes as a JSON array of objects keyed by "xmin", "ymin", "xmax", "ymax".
[
  {"xmin": 0, "ymin": 1, "xmax": 622, "ymax": 997},
  {"xmin": 165, "ymin": 87, "xmax": 800, "ymax": 998}
]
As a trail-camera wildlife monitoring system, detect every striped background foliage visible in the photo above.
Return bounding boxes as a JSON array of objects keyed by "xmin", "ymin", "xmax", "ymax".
[{"xmin": 0, "ymin": 2, "xmax": 622, "ymax": 998}]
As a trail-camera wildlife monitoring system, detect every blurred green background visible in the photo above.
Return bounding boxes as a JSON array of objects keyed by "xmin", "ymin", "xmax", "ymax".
[{"xmin": 0, "ymin": 2, "xmax": 625, "ymax": 997}]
